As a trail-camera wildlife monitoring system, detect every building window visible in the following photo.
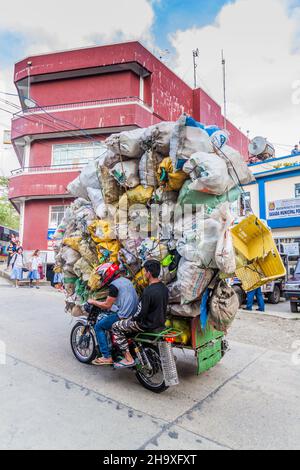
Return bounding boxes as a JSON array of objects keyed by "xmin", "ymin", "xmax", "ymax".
[
  {"xmin": 295, "ymin": 184, "xmax": 300, "ymax": 199},
  {"xmin": 49, "ymin": 206, "xmax": 70, "ymax": 229},
  {"xmin": 52, "ymin": 142, "xmax": 106, "ymax": 167}
]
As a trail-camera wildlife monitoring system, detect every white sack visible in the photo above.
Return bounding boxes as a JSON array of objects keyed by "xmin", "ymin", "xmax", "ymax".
[
  {"xmin": 110, "ymin": 161, "xmax": 140, "ymax": 188},
  {"xmin": 170, "ymin": 116, "xmax": 213, "ymax": 170},
  {"xmin": 216, "ymin": 145, "xmax": 255, "ymax": 186},
  {"xmin": 177, "ymin": 259, "xmax": 215, "ymax": 304},
  {"xmin": 184, "ymin": 152, "xmax": 234, "ymax": 195},
  {"xmin": 119, "ymin": 128, "xmax": 145, "ymax": 158},
  {"xmin": 87, "ymin": 187, "xmax": 107, "ymax": 219},
  {"xmin": 214, "ymin": 203, "xmax": 237, "ymax": 274}
]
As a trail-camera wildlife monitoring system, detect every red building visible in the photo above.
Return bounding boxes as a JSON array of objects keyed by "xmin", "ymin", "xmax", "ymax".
[{"xmin": 9, "ymin": 41, "xmax": 248, "ymax": 263}]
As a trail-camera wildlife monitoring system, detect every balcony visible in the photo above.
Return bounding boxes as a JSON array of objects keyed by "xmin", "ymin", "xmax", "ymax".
[
  {"xmin": 11, "ymin": 162, "xmax": 87, "ymax": 176},
  {"xmin": 11, "ymin": 97, "xmax": 161, "ymax": 142},
  {"xmin": 9, "ymin": 164, "xmax": 81, "ymax": 200}
]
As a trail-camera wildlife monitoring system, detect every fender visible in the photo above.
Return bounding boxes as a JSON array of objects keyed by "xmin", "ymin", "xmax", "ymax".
[{"xmin": 76, "ymin": 317, "xmax": 98, "ymax": 346}]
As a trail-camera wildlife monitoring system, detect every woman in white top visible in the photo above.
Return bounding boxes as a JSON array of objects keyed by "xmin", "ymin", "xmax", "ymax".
[
  {"xmin": 10, "ymin": 247, "xmax": 25, "ymax": 288},
  {"xmin": 29, "ymin": 250, "xmax": 42, "ymax": 289}
]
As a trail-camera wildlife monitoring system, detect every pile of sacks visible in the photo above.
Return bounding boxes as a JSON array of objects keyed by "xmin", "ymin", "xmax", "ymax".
[{"xmin": 53, "ymin": 115, "xmax": 255, "ymax": 333}]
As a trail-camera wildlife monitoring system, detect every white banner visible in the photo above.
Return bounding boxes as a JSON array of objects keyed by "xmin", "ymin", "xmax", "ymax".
[{"xmin": 268, "ymin": 198, "xmax": 300, "ymax": 220}]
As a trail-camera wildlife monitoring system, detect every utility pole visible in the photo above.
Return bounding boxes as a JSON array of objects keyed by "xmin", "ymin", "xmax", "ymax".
[
  {"xmin": 193, "ymin": 49, "xmax": 199, "ymax": 89},
  {"xmin": 222, "ymin": 50, "xmax": 227, "ymax": 130}
]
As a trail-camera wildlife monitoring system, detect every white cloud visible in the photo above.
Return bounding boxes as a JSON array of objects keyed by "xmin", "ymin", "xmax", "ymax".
[
  {"xmin": 170, "ymin": 0, "xmax": 300, "ymax": 155},
  {"xmin": 0, "ymin": 0, "xmax": 155, "ymax": 54},
  {"xmin": 0, "ymin": 0, "xmax": 156, "ymax": 174}
]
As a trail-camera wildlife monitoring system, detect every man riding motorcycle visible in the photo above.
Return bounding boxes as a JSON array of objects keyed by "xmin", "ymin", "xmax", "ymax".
[
  {"xmin": 113, "ymin": 260, "xmax": 169, "ymax": 369},
  {"xmin": 87, "ymin": 263, "xmax": 138, "ymax": 366}
]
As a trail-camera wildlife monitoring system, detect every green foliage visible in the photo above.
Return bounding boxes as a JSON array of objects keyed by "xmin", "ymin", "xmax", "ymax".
[{"xmin": 0, "ymin": 177, "xmax": 19, "ymax": 230}]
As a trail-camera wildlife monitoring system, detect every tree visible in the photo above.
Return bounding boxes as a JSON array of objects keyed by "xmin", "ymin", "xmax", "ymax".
[{"xmin": 0, "ymin": 177, "xmax": 20, "ymax": 230}]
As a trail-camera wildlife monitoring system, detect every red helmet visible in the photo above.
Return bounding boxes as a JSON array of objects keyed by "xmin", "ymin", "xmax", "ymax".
[{"xmin": 96, "ymin": 263, "xmax": 120, "ymax": 289}]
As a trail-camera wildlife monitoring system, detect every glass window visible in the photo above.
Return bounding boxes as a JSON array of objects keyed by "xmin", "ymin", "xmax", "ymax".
[
  {"xmin": 295, "ymin": 184, "xmax": 300, "ymax": 199},
  {"xmin": 52, "ymin": 142, "xmax": 106, "ymax": 167},
  {"xmin": 49, "ymin": 206, "xmax": 70, "ymax": 229}
]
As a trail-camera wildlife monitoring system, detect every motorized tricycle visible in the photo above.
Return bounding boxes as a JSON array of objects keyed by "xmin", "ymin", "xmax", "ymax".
[{"xmin": 70, "ymin": 304, "xmax": 228, "ymax": 393}]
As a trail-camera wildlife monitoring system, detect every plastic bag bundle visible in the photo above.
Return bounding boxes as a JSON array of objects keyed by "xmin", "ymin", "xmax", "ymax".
[
  {"xmin": 183, "ymin": 152, "xmax": 234, "ymax": 195},
  {"xmin": 209, "ymin": 280, "xmax": 239, "ymax": 333},
  {"xmin": 157, "ymin": 158, "xmax": 188, "ymax": 192},
  {"xmin": 214, "ymin": 203, "xmax": 236, "ymax": 274},
  {"xmin": 139, "ymin": 150, "xmax": 161, "ymax": 187},
  {"xmin": 142, "ymin": 122, "xmax": 176, "ymax": 156},
  {"xmin": 67, "ymin": 176, "xmax": 89, "ymax": 200},
  {"xmin": 99, "ymin": 165, "xmax": 123, "ymax": 205},
  {"xmin": 87, "ymin": 188, "xmax": 107, "ymax": 219},
  {"xmin": 63, "ymin": 237, "xmax": 82, "ymax": 252},
  {"xmin": 169, "ymin": 301, "xmax": 201, "ymax": 318},
  {"xmin": 80, "ymin": 159, "xmax": 101, "ymax": 190},
  {"xmin": 170, "ymin": 115, "xmax": 214, "ymax": 171},
  {"xmin": 118, "ymin": 186, "xmax": 154, "ymax": 209},
  {"xmin": 74, "ymin": 258, "xmax": 93, "ymax": 281},
  {"xmin": 138, "ymin": 238, "xmax": 169, "ymax": 263},
  {"xmin": 177, "ymin": 259, "xmax": 215, "ymax": 304},
  {"xmin": 59, "ymin": 113, "xmax": 255, "ymax": 334},
  {"xmin": 216, "ymin": 145, "xmax": 255, "ymax": 187},
  {"xmin": 106, "ymin": 129, "xmax": 145, "ymax": 158},
  {"xmin": 110, "ymin": 161, "xmax": 140, "ymax": 189}
]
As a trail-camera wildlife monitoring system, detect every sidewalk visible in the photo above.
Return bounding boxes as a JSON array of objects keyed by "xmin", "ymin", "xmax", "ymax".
[
  {"xmin": 0, "ymin": 264, "xmax": 51, "ymax": 287},
  {"xmin": 239, "ymin": 299, "xmax": 300, "ymax": 320}
]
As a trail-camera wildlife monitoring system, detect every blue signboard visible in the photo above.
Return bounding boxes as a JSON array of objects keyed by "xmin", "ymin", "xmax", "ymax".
[{"xmin": 47, "ymin": 229, "xmax": 56, "ymax": 241}]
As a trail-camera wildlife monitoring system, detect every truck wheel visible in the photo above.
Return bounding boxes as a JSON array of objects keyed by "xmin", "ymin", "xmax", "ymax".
[
  {"xmin": 291, "ymin": 302, "xmax": 299, "ymax": 314},
  {"xmin": 268, "ymin": 286, "xmax": 281, "ymax": 304}
]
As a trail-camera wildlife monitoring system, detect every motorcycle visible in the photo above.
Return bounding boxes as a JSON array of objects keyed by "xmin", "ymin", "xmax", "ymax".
[{"xmin": 70, "ymin": 304, "xmax": 180, "ymax": 393}]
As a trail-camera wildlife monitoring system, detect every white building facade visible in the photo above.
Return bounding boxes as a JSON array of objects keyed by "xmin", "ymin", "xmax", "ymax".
[{"xmin": 241, "ymin": 154, "xmax": 300, "ymax": 259}]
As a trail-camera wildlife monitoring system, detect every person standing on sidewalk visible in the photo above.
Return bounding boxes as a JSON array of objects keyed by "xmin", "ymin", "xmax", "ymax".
[
  {"xmin": 6, "ymin": 237, "xmax": 17, "ymax": 270},
  {"xmin": 245, "ymin": 287, "xmax": 265, "ymax": 312},
  {"xmin": 28, "ymin": 250, "xmax": 42, "ymax": 289},
  {"xmin": 10, "ymin": 247, "xmax": 25, "ymax": 288}
]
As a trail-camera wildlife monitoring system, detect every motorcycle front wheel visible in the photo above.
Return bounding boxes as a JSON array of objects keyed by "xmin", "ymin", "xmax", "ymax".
[
  {"xmin": 70, "ymin": 322, "xmax": 98, "ymax": 364},
  {"xmin": 135, "ymin": 344, "xmax": 169, "ymax": 394}
]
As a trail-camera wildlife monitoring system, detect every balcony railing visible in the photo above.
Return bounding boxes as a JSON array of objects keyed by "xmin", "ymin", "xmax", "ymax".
[
  {"xmin": 19, "ymin": 96, "xmax": 151, "ymax": 115},
  {"xmin": 11, "ymin": 162, "xmax": 88, "ymax": 176}
]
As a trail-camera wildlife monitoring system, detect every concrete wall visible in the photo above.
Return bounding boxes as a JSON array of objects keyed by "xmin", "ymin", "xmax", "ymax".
[
  {"xmin": 30, "ymin": 72, "xmax": 140, "ymax": 106},
  {"xmin": 23, "ymin": 199, "xmax": 71, "ymax": 251}
]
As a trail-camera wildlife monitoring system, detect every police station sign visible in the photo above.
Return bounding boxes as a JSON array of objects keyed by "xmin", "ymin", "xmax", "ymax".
[{"xmin": 268, "ymin": 198, "xmax": 300, "ymax": 219}]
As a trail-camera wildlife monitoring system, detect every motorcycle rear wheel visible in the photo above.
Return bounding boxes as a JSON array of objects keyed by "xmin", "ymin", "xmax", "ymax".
[
  {"xmin": 70, "ymin": 322, "xmax": 98, "ymax": 364},
  {"xmin": 135, "ymin": 344, "xmax": 169, "ymax": 394}
]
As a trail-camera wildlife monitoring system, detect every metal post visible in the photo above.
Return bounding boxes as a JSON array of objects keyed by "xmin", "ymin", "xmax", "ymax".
[
  {"xmin": 193, "ymin": 49, "xmax": 199, "ymax": 89},
  {"xmin": 222, "ymin": 50, "xmax": 227, "ymax": 130}
]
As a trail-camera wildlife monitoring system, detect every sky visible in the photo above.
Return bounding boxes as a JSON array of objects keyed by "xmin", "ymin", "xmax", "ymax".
[{"xmin": 1, "ymin": 0, "xmax": 300, "ymax": 174}]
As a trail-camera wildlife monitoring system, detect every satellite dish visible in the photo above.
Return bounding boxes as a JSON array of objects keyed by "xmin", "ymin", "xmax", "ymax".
[
  {"xmin": 24, "ymin": 98, "xmax": 37, "ymax": 108},
  {"xmin": 249, "ymin": 137, "xmax": 275, "ymax": 160}
]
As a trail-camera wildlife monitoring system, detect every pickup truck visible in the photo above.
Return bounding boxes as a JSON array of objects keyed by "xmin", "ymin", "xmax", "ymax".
[{"xmin": 284, "ymin": 258, "xmax": 300, "ymax": 313}]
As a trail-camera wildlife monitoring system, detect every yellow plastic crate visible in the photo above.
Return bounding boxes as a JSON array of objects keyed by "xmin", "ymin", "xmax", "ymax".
[{"xmin": 231, "ymin": 215, "xmax": 286, "ymax": 292}]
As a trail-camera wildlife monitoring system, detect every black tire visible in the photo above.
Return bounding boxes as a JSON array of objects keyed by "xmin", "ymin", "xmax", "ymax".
[
  {"xmin": 232, "ymin": 286, "xmax": 244, "ymax": 308},
  {"xmin": 70, "ymin": 322, "xmax": 97, "ymax": 364},
  {"xmin": 267, "ymin": 286, "xmax": 281, "ymax": 304},
  {"xmin": 291, "ymin": 302, "xmax": 299, "ymax": 313},
  {"xmin": 135, "ymin": 345, "xmax": 169, "ymax": 394}
]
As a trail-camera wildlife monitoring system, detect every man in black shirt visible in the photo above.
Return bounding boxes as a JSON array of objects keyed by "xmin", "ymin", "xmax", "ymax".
[{"xmin": 113, "ymin": 260, "xmax": 169, "ymax": 369}]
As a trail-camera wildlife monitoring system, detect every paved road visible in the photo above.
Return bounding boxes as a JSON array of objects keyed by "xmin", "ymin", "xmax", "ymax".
[{"xmin": 0, "ymin": 282, "xmax": 300, "ymax": 450}]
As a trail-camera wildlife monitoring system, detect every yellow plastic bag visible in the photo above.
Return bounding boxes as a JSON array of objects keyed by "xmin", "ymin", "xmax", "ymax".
[
  {"xmin": 157, "ymin": 157, "xmax": 187, "ymax": 191},
  {"xmin": 96, "ymin": 240, "xmax": 121, "ymax": 264},
  {"xmin": 88, "ymin": 272, "xmax": 101, "ymax": 291},
  {"xmin": 133, "ymin": 269, "xmax": 149, "ymax": 291},
  {"xmin": 119, "ymin": 186, "xmax": 154, "ymax": 210},
  {"xmin": 63, "ymin": 237, "xmax": 82, "ymax": 252},
  {"xmin": 88, "ymin": 220, "xmax": 116, "ymax": 243}
]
